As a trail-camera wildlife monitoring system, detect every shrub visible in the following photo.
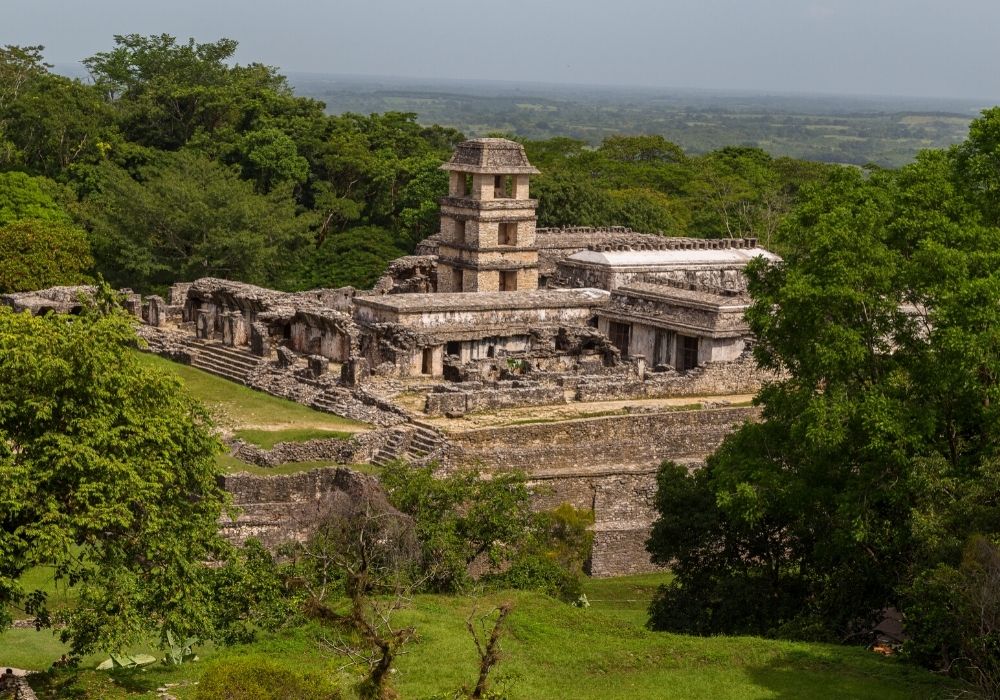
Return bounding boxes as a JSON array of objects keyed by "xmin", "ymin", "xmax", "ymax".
[
  {"xmin": 195, "ymin": 656, "xmax": 340, "ymax": 700},
  {"xmin": 904, "ymin": 536, "xmax": 1000, "ymax": 698}
]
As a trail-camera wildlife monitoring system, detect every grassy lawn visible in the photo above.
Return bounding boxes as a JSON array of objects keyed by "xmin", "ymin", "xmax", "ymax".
[
  {"xmin": 132, "ymin": 351, "xmax": 368, "ymax": 435},
  {"xmin": 233, "ymin": 427, "xmax": 354, "ymax": 449},
  {"xmin": 13, "ymin": 573, "xmax": 952, "ymax": 699}
]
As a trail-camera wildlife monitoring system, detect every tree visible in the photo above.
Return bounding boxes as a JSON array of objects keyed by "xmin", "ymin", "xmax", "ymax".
[
  {"xmin": 379, "ymin": 463, "xmax": 536, "ymax": 592},
  {"xmin": 79, "ymin": 151, "xmax": 315, "ymax": 291},
  {"xmin": 297, "ymin": 497, "xmax": 421, "ymax": 700},
  {"xmin": 953, "ymin": 106, "xmax": 1000, "ymax": 225},
  {"xmin": 0, "ymin": 300, "xmax": 229, "ymax": 654},
  {"xmin": 646, "ymin": 144, "xmax": 1000, "ymax": 643},
  {"xmin": 82, "ymin": 34, "xmax": 292, "ymax": 151},
  {"xmin": 0, "ymin": 171, "xmax": 72, "ymax": 224},
  {"xmin": 0, "ymin": 219, "xmax": 93, "ymax": 292},
  {"xmin": 284, "ymin": 226, "xmax": 409, "ymax": 291},
  {"xmin": 598, "ymin": 135, "xmax": 686, "ymax": 164},
  {"xmin": 379, "ymin": 463, "xmax": 592, "ymax": 599},
  {"xmin": 904, "ymin": 536, "xmax": 1000, "ymax": 698}
]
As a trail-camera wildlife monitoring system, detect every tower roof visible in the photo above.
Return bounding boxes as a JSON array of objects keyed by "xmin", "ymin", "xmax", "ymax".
[{"xmin": 440, "ymin": 138, "xmax": 540, "ymax": 175}]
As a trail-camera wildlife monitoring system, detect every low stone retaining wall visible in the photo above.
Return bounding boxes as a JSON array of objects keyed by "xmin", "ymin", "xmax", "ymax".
[
  {"xmin": 443, "ymin": 406, "xmax": 758, "ymax": 473},
  {"xmin": 219, "ymin": 467, "xmax": 389, "ymax": 548},
  {"xmin": 575, "ymin": 355, "xmax": 777, "ymax": 402},
  {"xmin": 0, "ymin": 670, "xmax": 38, "ymax": 700},
  {"xmin": 229, "ymin": 431, "xmax": 387, "ymax": 467},
  {"xmin": 425, "ymin": 383, "xmax": 566, "ymax": 416}
]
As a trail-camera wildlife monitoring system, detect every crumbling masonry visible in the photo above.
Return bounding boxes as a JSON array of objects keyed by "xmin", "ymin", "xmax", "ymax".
[{"xmin": 2, "ymin": 139, "xmax": 783, "ymax": 576}]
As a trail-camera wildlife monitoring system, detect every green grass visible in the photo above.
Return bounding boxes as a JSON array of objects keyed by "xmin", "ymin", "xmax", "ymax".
[
  {"xmin": 232, "ymin": 427, "xmax": 353, "ymax": 449},
  {"xmin": 16, "ymin": 574, "xmax": 952, "ymax": 699},
  {"xmin": 131, "ymin": 351, "xmax": 368, "ymax": 434}
]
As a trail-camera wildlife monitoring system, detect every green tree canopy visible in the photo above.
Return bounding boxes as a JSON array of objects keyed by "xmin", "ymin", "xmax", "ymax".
[
  {"xmin": 0, "ymin": 171, "xmax": 70, "ymax": 224},
  {"xmin": 79, "ymin": 151, "xmax": 316, "ymax": 291},
  {"xmin": 0, "ymin": 302, "xmax": 228, "ymax": 654},
  {"xmin": 647, "ymin": 132, "xmax": 1000, "ymax": 643},
  {"xmin": 0, "ymin": 219, "xmax": 93, "ymax": 292}
]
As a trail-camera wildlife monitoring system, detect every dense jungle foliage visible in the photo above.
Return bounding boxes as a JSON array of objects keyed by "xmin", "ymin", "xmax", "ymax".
[
  {"xmin": 646, "ymin": 107, "xmax": 1000, "ymax": 696},
  {"xmin": 0, "ymin": 36, "xmax": 836, "ymax": 295}
]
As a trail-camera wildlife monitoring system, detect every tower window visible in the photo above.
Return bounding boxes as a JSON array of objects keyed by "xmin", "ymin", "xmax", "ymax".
[
  {"xmin": 494, "ymin": 175, "xmax": 514, "ymax": 199},
  {"xmin": 499, "ymin": 271, "xmax": 518, "ymax": 292},
  {"xmin": 498, "ymin": 222, "xmax": 518, "ymax": 246}
]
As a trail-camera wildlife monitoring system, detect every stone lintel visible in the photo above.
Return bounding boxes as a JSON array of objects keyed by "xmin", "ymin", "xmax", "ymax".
[
  {"xmin": 437, "ymin": 257, "xmax": 539, "ymax": 272},
  {"xmin": 440, "ymin": 197, "xmax": 539, "ymax": 212},
  {"xmin": 596, "ymin": 308, "xmax": 749, "ymax": 339}
]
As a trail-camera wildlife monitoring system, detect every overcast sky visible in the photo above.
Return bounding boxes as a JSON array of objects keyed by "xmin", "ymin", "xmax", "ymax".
[{"xmin": 2, "ymin": 0, "xmax": 997, "ymax": 100}]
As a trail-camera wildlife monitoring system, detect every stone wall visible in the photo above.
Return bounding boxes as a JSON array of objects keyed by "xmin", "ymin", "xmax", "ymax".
[
  {"xmin": 229, "ymin": 431, "xmax": 387, "ymax": 467},
  {"xmin": 424, "ymin": 382, "xmax": 566, "ymax": 416},
  {"xmin": 219, "ymin": 467, "xmax": 388, "ymax": 548},
  {"xmin": 443, "ymin": 406, "xmax": 757, "ymax": 473},
  {"xmin": 528, "ymin": 463, "xmax": 703, "ymax": 577},
  {"xmin": 574, "ymin": 353, "xmax": 778, "ymax": 400},
  {"xmin": 0, "ymin": 670, "xmax": 38, "ymax": 700}
]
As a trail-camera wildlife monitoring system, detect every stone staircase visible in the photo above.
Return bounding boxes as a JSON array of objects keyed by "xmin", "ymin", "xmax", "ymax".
[
  {"xmin": 311, "ymin": 387, "xmax": 362, "ymax": 417},
  {"xmin": 370, "ymin": 422, "xmax": 446, "ymax": 466},
  {"xmin": 187, "ymin": 341, "xmax": 262, "ymax": 384},
  {"xmin": 408, "ymin": 421, "xmax": 446, "ymax": 459}
]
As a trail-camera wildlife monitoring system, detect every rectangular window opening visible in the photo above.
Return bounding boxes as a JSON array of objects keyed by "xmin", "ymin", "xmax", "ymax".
[
  {"xmin": 493, "ymin": 175, "xmax": 515, "ymax": 199},
  {"xmin": 608, "ymin": 321, "xmax": 631, "ymax": 358},
  {"xmin": 677, "ymin": 335, "xmax": 699, "ymax": 371},
  {"xmin": 498, "ymin": 222, "xmax": 518, "ymax": 246},
  {"xmin": 498, "ymin": 270, "xmax": 518, "ymax": 292}
]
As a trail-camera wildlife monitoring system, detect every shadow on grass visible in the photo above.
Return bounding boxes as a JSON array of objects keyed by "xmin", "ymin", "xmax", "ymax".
[{"xmin": 743, "ymin": 648, "xmax": 952, "ymax": 700}]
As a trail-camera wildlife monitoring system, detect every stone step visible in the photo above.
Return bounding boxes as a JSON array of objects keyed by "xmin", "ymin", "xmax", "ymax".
[
  {"xmin": 370, "ymin": 426, "xmax": 413, "ymax": 466},
  {"xmin": 191, "ymin": 353, "xmax": 252, "ymax": 375},
  {"xmin": 195, "ymin": 347, "xmax": 260, "ymax": 370},
  {"xmin": 190, "ymin": 358, "xmax": 256, "ymax": 379},
  {"xmin": 190, "ymin": 356, "xmax": 249, "ymax": 382},
  {"xmin": 187, "ymin": 339, "xmax": 261, "ymax": 366},
  {"xmin": 409, "ymin": 436, "xmax": 440, "ymax": 454}
]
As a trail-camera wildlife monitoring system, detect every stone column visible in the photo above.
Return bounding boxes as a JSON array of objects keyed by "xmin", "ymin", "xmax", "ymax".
[
  {"xmin": 249, "ymin": 322, "xmax": 272, "ymax": 357},
  {"xmin": 195, "ymin": 309, "xmax": 211, "ymax": 340},
  {"xmin": 341, "ymin": 357, "xmax": 370, "ymax": 387},
  {"xmin": 146, "ymin": 295, "xmax": 165, "ymax": 327},
  {"xmin": 122, "ymin": 291, "xmax": 142, "ymax": 318}
]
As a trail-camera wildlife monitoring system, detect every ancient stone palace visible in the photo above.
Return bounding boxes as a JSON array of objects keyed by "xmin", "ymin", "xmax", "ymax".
[{"xmin": 3, "ymin": 138, "xmax": 781, "ymax": 576}]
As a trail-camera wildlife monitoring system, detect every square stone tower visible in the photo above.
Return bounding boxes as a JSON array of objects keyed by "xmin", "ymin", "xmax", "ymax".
[{"xmin": 437, "ymin": 138, "xmax": 541, "ymax": 292}]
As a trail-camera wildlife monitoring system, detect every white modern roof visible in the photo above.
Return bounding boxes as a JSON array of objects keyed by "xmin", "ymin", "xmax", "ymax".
[{"xmin": 565, "ymin": 247, "xmax": 780, "ymax": 268}]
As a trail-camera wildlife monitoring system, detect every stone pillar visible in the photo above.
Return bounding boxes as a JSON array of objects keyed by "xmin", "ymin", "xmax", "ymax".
[
  {"xmin": 308, "ymin": 355, "xmax": 329, "ymax": 377},
  {"xmin": 122, "ymin": 291, "xmax": 142, "ymax": 318},
  {"xmin": 341, "ymin": 357, "xmax": 370, "ymax": 387},
  {"xmin": 635, "ymin": 355, "xmax": 646, "ymax": 382},
  {"xmin": 146, "ymin": 295, "xmax": 165, "ymax": 327},
  {"xmin": 222, "ymin": 312, "xmax": 248, "ymax": 347},
  {"xmin": 249, "ymin": 322, "xmax": 272, "ymax": 358},
  {"xmin": 195, "ymin": 309, "xmax": 211, "ymax": 340},
  {"xmin": 276, "ymin": 346, "xmax": 297, "ymax": 369}
]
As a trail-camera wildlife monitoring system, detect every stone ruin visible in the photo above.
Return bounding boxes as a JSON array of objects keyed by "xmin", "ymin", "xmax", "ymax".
[{"xmin": 3, "ymin": 138, "xmax": 784, "ymax": 577}]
